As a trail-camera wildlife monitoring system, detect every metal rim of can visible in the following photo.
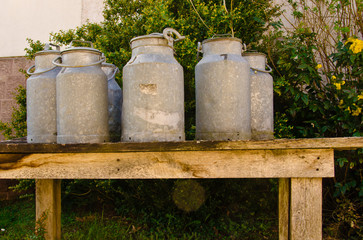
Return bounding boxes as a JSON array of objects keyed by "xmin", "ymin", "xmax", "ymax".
[
  {"xmin": 130, "ymin": 34, "xmax": 171, "ymax": 50},
  {"xmin": 52, "ymin": 55, "xmax": 106, "ymax": 68},
  {"xmin": 61, "ymin": 47, "xmax": 103, "ymax": 55},
  {"xmin": 130, "ymin": 33, "xmax": 164, "ymax": 42},
  {"xmin": 201, "ymin": 37, "xmax": 242, "ymax": 45},
  {"xmin": 34, "ymin": 43, "xmax": 61, "ymax": 56},
  {"xmin": 35, "ymin": 50, "xmax": 60, "ymax": 56},
  {"xmin": 242, "ymin": 51, "xmax": 267, "ymax": 58}
]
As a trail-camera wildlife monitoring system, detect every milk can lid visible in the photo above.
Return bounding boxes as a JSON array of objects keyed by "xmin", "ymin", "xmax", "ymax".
[
  {"xmin": 35, "ymin": 43, "xmax": 60, "ymax": 56},
  {"xmin": 61, "ymin": 47, "xmax": 102, "ymax": 54},
  {"xmin": 130, "ymin": 28, "xmax": 185, "ymax": 48},
  {"xmin": 202, "ymin": 37, "xmax": 242, "ymax": 44},
  {"xmin": 130, "ymin": 33, "xmax": 165, "ymax": 43},
  {"xmin": 61, "ymin": 40, "xmax": 102, "ymax": 54},
  {"xmin": 242, "ymin": 51, "xmax": 266, "ymax": 57}
]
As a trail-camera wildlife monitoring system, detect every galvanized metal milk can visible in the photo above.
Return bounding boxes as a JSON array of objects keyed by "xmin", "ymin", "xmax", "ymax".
[
  {"xmin": 243, "ymin": 52, "xmax": 274, "ymax": 140},
  {"xmin": 26, "ymin": 44, "xmax": 61, "ymax": 143},
  {"xmin": 122, "ymin": 28, "xmax": 185, "ymax": 142},
  {"xmin": 53, "ymin": 40, "xmax": 109, "ymax": 144},
  {"xmin": 102, "ymin": 63, "xmax": 122, "ymax": 142},
  {"xmin": 195, "ymin": 37, "xmax": 251, "ymax": 140}
]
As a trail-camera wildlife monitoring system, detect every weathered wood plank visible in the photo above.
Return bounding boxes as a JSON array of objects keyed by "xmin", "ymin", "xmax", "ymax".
[
  {"xmin": 0, "ymin": 149, "xmax": 334, "ymax": 179},
  {"xmin": 279, "ymin": 178, "xmax": 290, "ymax": 240},
  {"xmin": 36, "ymin": 179, "xmax": 61, "ymax": 240},
  {"xmin": 0, "ymin": 137, "xmax": 361, "ymax": 153},
  {"xmin": 290, "ymin": 178, "xmax": 322, "ymax": 240}
]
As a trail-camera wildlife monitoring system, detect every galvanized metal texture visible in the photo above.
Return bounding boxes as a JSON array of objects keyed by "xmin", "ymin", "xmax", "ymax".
[
  {"xmin": 243, "ymin": 52, "xmax": 274, "ymax": 140},
  {"xmin": 196, "ymin": 37, "xmax": 251, "ymax": 140},
  {"xmin": 27, "ymin": 45, "xmax": 61, "ymax": 143},
  {"xmin": 56, "ymin": 42, "xmax": 109, "ymax": 144},
  {"xmin": 122, "ymin": 28, "xmax": 185, "ymax": 142},
  {"xmin": 102, "ymin": 63, "xmax": 122, "ymax": 142}
]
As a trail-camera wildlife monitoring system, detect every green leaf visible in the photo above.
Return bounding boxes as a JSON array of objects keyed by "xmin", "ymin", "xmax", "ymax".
[{"xmin": 301, "ymin": 94, "xmax": 309, "ymax": 105}]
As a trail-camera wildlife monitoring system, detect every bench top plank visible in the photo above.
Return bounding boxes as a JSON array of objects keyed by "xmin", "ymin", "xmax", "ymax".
[{"xmin": 0, "ymin": 137, "xmax": 362, "ymax": 153}]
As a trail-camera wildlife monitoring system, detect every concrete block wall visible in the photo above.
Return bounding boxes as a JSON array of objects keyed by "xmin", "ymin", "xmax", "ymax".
[{"xmin": 0, "ymin": 56, "xmax": 33, "ymax": 141}]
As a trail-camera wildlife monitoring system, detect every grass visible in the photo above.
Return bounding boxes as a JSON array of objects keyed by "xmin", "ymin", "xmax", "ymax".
[
  {"xmin": 0, "ymin": 179, "xmax": 279, "ymax": 239},
  {"xmin": 0, "ymin": 199, "xmax": 36, "ymax": 239}
]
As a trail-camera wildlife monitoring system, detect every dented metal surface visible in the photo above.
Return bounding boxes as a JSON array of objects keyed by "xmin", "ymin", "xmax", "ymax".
[
  {"xmin": 26, "ymin": 44, "xmax": 61, "ymax": 143},
  {"xmin": 195, "ymin": 37, "xmax": 251, "ymax": 140},
  {"xmin": 122, "ymin": 28, "xmax": 185, "ymax": 142},
  {"xmin": 243, "ymin": 52, "xmax": 274, "ymax": 140}
]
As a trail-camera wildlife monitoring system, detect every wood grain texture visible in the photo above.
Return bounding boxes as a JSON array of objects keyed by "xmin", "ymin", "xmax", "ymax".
[
  {"xmin": 279, "ymin": 178, "xmax": 290, "ymax": 240},
  {"xmin": 36, "ymin": 179, "xmax": 61, "ymax": 240},
  {"xmin": 0, "ymin": 149, "xmax": 333, "ymax": 179},
  {"xmin": 290, "ymin": 178, "xmax": 322, "ymax": 240},
  {"xmin": 0, "ymin": 137, "xmax": 361, "ymax": 153}
]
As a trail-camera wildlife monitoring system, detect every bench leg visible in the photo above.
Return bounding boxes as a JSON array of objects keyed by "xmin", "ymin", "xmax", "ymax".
[
  {"xmin": 290, "ymin": 178, "xmax": 322, "ymax": 240},
  {"xmin": 279, "ymin": 178, "xmax": 290, "ymax": 240},
  {"xmin": 36, "ymin": 179, "xmax": 61, "ymax": 240}
]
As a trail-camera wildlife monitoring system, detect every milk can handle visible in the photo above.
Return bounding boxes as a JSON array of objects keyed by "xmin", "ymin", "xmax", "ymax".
[
  {"xmin": 45, "ymin": 43, "xmax": 60, "ymax": 51},
  {"xmin": 196, "ymin": 42, "xmax": 203, "ymax": 60},
  {"xmin": 70, "ymin": 40, "xmax": 93, "ymax": 48},
  {"xmin": 52, "ymin": 56, "xmax": 106, "ymax": 68},
  {"xmin": 163, "ymin": 28, "xmax": 185, "ymax": 47},
  {"xmin": 251, "ymin": 64, "xmax": 273, "ymax": 73},
  {"xmin": 26, "ymin": 65, "xmax": 57, "ymax": 75},
  {"xmin": 102, "ymin": 63, "xmax": 119, "ymax": 80},
  {"xmin": 242, "ymin": 43, "xmax": 247, "ymax": 53}
]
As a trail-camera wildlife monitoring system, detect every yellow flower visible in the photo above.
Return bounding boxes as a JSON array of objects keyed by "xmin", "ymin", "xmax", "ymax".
[
  {"xmin": 346, "ymin": 106, "xmax": 351, "ymax": 113},
  {"xmin": 339, "ymin": 100, "xmax": 344, "ymax": 105},
  {"xmin": 345, "ymin": 37, "xmax": 355, "ymax": 44},
  {"xmin": 334, "ymin": 83, "xmax": 342, "ymax": 90},
  {"xmin": 331, "ymin": 75, "xmax": 337, "ymax": 81},
  {"xmin": 352, "ymin": 107, "xmax": 362, "ymax": 116},
  {"xmin": 341, "ymin": 80, "xmax": 345, "ymax": 85},
  {"xmin": 316, "ymin": 64, "xmax": 322, "ymax": 69},
  {"xmin": 346, "ymin": 38, "xmax": 363, "ymax": 54},
  {"xmin": 358, "ymin": 93, "xmax": 363, "ymax": 100}
]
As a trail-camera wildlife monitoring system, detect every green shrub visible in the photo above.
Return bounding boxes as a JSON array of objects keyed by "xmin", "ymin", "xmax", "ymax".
[{"xmin": 0, "ymin": 86, "xmax": 27, "ymax": 140}]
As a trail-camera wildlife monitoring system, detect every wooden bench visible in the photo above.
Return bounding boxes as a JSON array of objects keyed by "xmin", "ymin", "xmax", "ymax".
[{"xmin": 1, "ymin": 137, "xmax": 362, "ymax": 239}]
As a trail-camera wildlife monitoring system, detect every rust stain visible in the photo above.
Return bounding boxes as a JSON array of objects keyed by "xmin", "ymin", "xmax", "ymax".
[
  {"xmin": 158, "ymin": 152, "xmax": 208, "ymax": 177},
  {"xmin": 0, "ymin": 154, "xmax": 57, "ymax": 171},
  {"xmin": 0, "ymin": 154, "xmax": 28, "ymax": 170},
  {"xmin": 139, "ymin": 84, "xmax": 157, "ymax": 95}
]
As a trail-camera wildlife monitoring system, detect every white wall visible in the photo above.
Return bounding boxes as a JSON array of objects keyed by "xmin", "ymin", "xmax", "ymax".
[{"xmin": 0, "ymin": 0, "xmax": 104, "ymax": 57}]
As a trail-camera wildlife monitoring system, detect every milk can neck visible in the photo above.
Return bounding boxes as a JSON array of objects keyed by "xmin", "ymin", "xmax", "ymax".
[
  {"xmin": 202, "ymin": 38, "xmax": 242, "ymax": 56},
  {"xmin": 61, "ymin": 50, "xmax": 102, "ymax": 66},
  {"xmin": 131, "ymin": 37, "xmax": 174, "ymax": 56},
  {"xmin": 243, "ymin": 53, "xmax": 266, "ymax": 70},
  {"xmin": 35, "ymin": 53, "xmax": 59, "ymax": 70}
]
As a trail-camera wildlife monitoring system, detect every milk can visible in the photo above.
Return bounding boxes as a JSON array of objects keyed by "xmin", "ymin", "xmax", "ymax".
[
  {"xmin": 243, "ymin": 52, "xmax": 274, "ymax": 140},
  {"xmin": 122, "ymin": 28, "xmax": 185, "ymax": 142},
  {"xmin": 26, "ymin": 43, "xmax": 61, "ymax": 143},
  {"xmin": 195, "ymin": 37, "xmax": 251, "ymax": 140},
  {"xmin": 102, "ymin": 63, "xmax": 122, "ymax": 142},
  {"xmin": 53, "ymin": 40, "xmax": 109, "ymax": 144}
]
